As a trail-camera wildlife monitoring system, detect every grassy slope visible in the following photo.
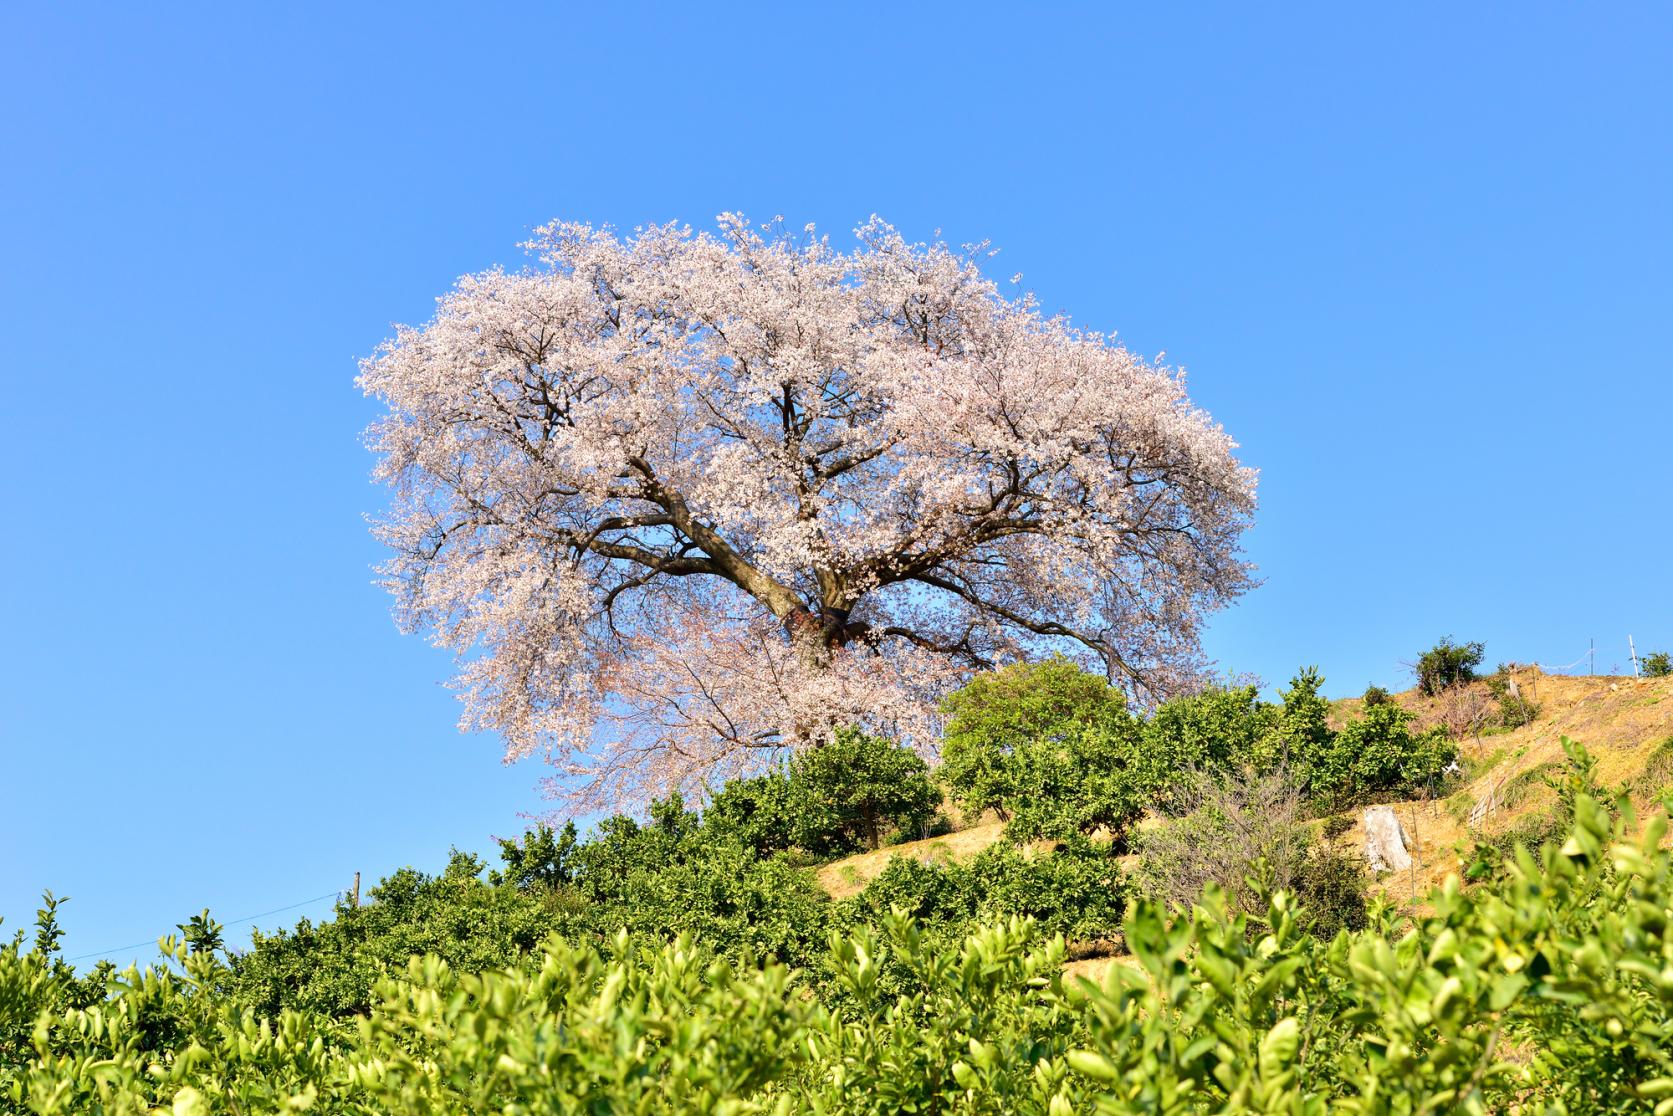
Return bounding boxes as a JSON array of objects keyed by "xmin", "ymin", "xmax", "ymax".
[{"xmin": 814, "ymin": 669, "xmax": 1673, "ymax": 979}]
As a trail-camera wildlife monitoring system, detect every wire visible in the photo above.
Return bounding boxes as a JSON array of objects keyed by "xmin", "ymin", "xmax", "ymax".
[{"xmin": 64, "ymin": 890, "xmax": 343, "ymax": 963}]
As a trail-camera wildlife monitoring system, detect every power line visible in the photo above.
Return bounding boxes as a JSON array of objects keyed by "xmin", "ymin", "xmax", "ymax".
[{"xmin": 65, "ymin": 890, "xmax": 343, "ymax": 964}]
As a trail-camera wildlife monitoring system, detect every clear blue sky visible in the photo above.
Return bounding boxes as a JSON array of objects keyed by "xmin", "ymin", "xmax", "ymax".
[{"xmin": 3, "ymin": 3, "xmax": 1668, "ymax": 966}]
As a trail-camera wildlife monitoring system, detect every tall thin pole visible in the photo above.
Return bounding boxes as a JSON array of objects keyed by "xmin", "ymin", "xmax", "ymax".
[
  {"xmin": 352, "ymin": 872, "xmax": 361, "ymax": 909},
  {"xmin": 1590, "ymin": 638, "xmax": 1595, "ymax": 677},
  {"xmin": 1630, "ymin": 635, "xmax": 1640, "ymax": 678}
]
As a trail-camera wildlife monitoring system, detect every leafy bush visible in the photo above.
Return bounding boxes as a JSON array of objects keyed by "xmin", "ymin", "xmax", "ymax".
[
  {"xmin": 1249, "ymin": 667, "xmax": 1334, "ymax": 775},
  {"xmin": 703, "ymin": 769, "xmax": 799, "ymax": 856},
  {"xmin": 789, "ymin": 728, "xmax": 940, "ymax": 853},
  {"xmin": 939, "ymin": 657, "xmax": 1129, "ymax": 820},
  {"xmin": 842, "ymin": 838, "xmax": 1127, "ymax": 946},
  {"xmin": 1484, "ymin": 669, "xmax": 1540, "ymax": 728},
  {"xmin": 232, "ymin": 850, "xmax": 576, "ymax": 1018},
  {"xmin": 1642, "ymin": 649, "xmax": 1672, "ymax": 677},
  {"xmin": 1415, "ymin": 636, "xmax": 1485, "ymax": 695},
  {"xmin": 1361, "ymin": 683, "xmax": 1394, "ymax": 706},
  {"xmin": 944, "ymin": 662, "xmax": 1451, "ymax": 826},
  {"xmin": 939, "ymin": 659, "xmax": 1154, "ymax": 843},
  {"xmin": 234, "ymin": 795, "xmax": 835, "ymax": 1018},
  {"xmin": 1135, "ymin": 682, "xmax": 1275, "ymax": 779},
  {"xmin": 1309, "ymin": 700, "xmax": 1457, "ymax": 804}
]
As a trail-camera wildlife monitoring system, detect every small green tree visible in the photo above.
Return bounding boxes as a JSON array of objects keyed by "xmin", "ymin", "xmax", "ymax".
[
  {"xmin": 939, "ymin": 657, "xmax": 1127, "ymax": 821},
  {"xmin": 1311, "ymin": 700, "xmax": 1457, "ymax": 803},
  {"xmin": 1000, "ymin": 715, "xmax": 1150, "ymax": 844},
  {"xmin": 790, "ymin": 729, "xmax": 940, "ymax": 853},
  {"xmin": 1252, "ymin": 668, "xmax": 1334, "ymax": 775},
  {"xmin": 1415, "ymin": 636, "xmax": 1485, "ymax": 695},
  {"xmin": 1642, "ymin": 650, "xmax": 1672, "ymax": 678},
  {"xmin": 1134, "ymin": 683, "xmax": 1276, "ymax": 784},
  {"xmin": 489, "ymin": 821, "xmax": 579, "ymax": 890},
  {"xmin": 703, "ymin": 770, "xmax": 799, "ymax": 856}
]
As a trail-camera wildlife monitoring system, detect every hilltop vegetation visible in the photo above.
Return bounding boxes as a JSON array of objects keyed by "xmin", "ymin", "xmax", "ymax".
[{"xmin": 6, "ymin": 654, "xmax": 1673, "ymax": 1112}]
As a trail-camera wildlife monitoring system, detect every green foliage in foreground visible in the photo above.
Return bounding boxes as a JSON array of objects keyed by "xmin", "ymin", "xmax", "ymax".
[{"xmin": 7, "ymin": 742, "xmax": 1673, "ymax": 1114}]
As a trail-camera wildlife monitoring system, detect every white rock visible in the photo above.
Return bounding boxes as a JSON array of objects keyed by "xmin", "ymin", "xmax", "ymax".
[{"xmin": 1363, "ymin": 805, "xmax": 1413, "ymax": 874}]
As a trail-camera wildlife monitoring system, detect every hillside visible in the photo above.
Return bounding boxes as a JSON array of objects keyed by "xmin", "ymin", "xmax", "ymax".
[
  {"xmin": 818, "ymin": 667, "xmax": 1673, "ymax": 919},
  {"xmin": 1340, "ymin": 668, "xmax": 1673, "ymax": 902}
]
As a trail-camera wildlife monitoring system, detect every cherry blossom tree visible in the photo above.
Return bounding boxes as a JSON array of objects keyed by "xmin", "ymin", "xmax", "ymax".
[{"xmin": 359, "ymin": 215, "xmax": 1257, "ymax": 805}]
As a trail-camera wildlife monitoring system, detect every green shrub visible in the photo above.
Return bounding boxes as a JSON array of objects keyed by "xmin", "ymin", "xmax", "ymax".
[
  {"xmin": 1484, "ymin": 670, "xmax": 1540, "ymax": 728},
  {"xmin": 704, "ymin": 769, "xmax": 799, "ymax": 856},
  {"xmin": 1415, "ymin": 636, "xmax": 1485, "ymax": 696},
  {"xmin": 1250, "ymin": 667, "xmax": 1334, "ymax": 775},
  {"xmin": 1310, "ymin": 701, "xmax": 1457, "ymax": 804},
  {"xmin": 939, "ymin": 656, "xmax": 1128, "ymax": 820},
  {"xmin": 232, "ymin": 850, "xmax": 573, "ymax": 1018},
  {"xmin": 841, "ymin": 838, "xmax": 1126, "ymax": 946},
  {"xmin": 939, "ymin": 659, "xmax": 1153, "ymax": 843},
  {"xmin": 1136, "ymin": 682, "xmax": 1275, "ymax": 780},
  {"xmin": 789, "ymin": 728, "xmax": 940, "ymax": 853},
  {"xmin": 1361, "ymin": 683, "xmax": 1394, "ymax": 706},
  {"xmin": 1643, "ymin": 649, "xmax": 1672, "ymax": 677}
]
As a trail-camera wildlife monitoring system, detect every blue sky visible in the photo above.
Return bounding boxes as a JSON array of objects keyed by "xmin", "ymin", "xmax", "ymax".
[{"xmin": 2, "ymin": 3, "xmax": 1668, "ymax": 966}]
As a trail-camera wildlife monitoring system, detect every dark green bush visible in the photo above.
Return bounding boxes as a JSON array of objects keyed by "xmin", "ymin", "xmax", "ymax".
[
  {"xmin": 1250, "ymin": 668, "xmax": 1334, "ymax": 775},
  {"xmin": 1415, "ymin": 636, "xmax": 1485, "ymax": 696},
  {"xmin": 704, "ymin": 770, "xmax": 799, "ymax": 856},
  {"xmin": 789, "ymin": 728, "xmax": 940, "ymax": 853},
  {"xmin": 939, "ymin": 659, "xmax": 1153, "ymax": 843},
  {"xmin": 1642, "ymin": 650, "xmax": 1672, "ymax": 678},
  {"xmin": 1135, "ymin": 682, "xmax": 1275, "ymax": 780},
  {"xmin": 1308, "ymin": 701, "xmax": 1457, "ymax": 804},
  {"xmin": 233, "ymin": 850, "xmax": 572, "ymax": 1018},
  {"xmin": 1361, "ymin": 683, "xmax": 1394, "ymax": 706},
  {"xmin": 841, "ymin": 838, "xmax": 1126, "ymax": 946}
]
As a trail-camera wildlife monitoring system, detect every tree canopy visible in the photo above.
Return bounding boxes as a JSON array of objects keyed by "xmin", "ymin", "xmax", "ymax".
[{"xmin": 360, "ymin": 215, "xmax": 1256, "ymax": 802}]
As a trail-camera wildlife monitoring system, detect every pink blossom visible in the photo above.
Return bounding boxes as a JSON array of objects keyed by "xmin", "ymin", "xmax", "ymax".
[{"xmin": 360, "ymin": 215, "xmax": 1257, "ymax": 806}]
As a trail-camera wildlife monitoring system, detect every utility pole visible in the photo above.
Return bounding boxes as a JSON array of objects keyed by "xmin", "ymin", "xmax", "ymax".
[
  {"xmin": 352, "ymin": 872, "xmax": 361, "ymax": 909},
  {"xmin": 1630, "ymin": 635, "xmax": 1641, "ymax": 678}
]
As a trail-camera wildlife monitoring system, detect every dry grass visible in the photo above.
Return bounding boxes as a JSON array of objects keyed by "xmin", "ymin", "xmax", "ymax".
[
  {"xmin": 815, "ymin": 819, "xmax": 1008, "ymax": 899},
  {"xmin": 1336, "ymin": 670, "xmax": 1673, "ymax": 910},
  {"xmin": 1062, "ymin": 952, "xmax": 1144, "ymax": 986}
]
